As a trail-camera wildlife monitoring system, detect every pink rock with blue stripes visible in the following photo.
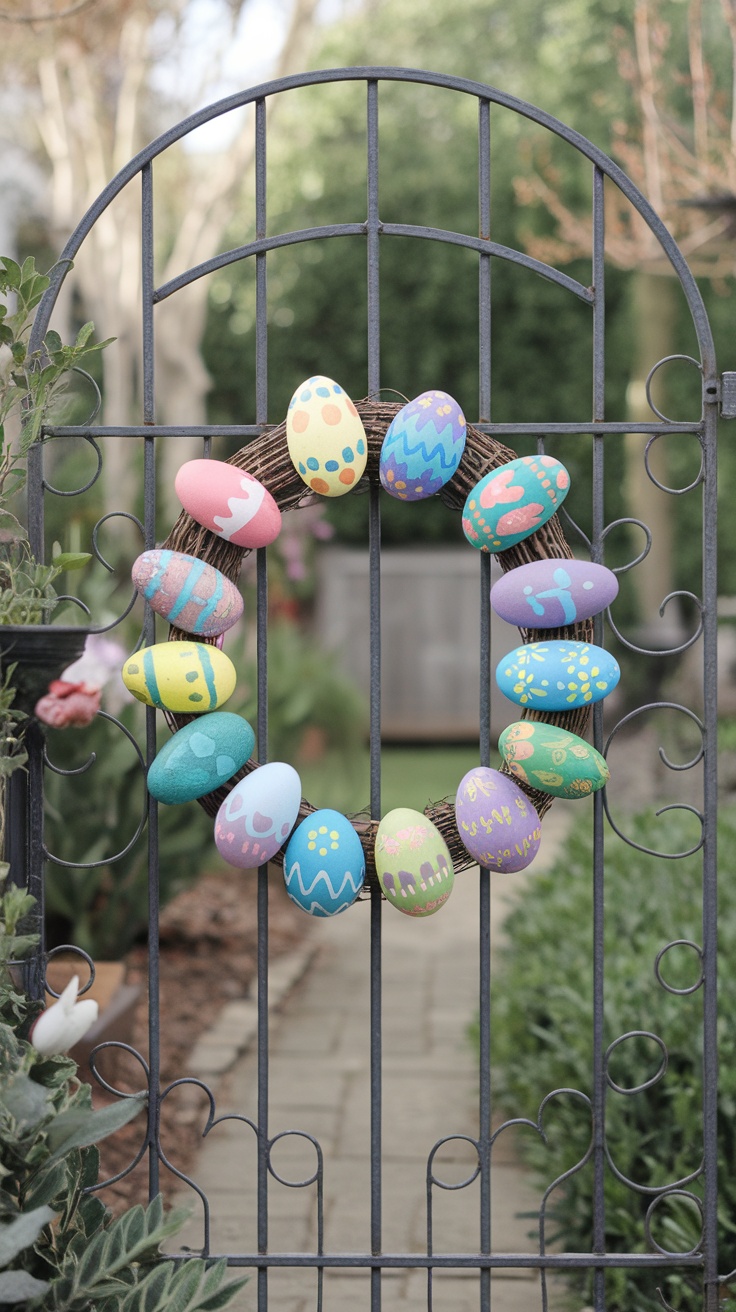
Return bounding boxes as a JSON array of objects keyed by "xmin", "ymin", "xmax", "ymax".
[{"xmin": 132, "ymin": 549, "xmax": 243, "ymax": 638}]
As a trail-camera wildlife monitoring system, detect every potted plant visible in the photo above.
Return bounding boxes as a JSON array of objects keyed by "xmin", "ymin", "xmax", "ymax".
[{"xmin": 0, "ymin": 254, "xmax": 113, "ymax": 727}]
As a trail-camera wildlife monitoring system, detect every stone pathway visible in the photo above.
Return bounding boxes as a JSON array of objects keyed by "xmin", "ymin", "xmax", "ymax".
[{"xmin": 172, "ymin": 809, "xmax": 572, "ymax": 1310}]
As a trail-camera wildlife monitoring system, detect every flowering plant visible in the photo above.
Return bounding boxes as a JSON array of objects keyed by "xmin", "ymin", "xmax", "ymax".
[{"xmin": 0, "ymin": 865, "xmax": 247, "ymax": 1310}]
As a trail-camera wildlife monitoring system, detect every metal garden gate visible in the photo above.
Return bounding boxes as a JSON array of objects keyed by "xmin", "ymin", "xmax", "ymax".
[{"xmin": 8, "ymin": 67, "xmax": 730, "ymax": 1310}]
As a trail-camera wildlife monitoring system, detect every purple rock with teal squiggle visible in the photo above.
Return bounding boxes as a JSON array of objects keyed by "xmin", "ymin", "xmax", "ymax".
[
  {"xmin": 379, "ymin": 390, "xmax": 466, "ymax": 501},
  {"xmin": 490, "ymin": 558, "xmax": 619, "ymax": 628}
]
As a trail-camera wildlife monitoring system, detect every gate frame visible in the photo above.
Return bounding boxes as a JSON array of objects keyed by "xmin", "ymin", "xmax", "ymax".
[{"xmin": 13, "ymin": 66, "xmax": 725, "ymax": 1312}]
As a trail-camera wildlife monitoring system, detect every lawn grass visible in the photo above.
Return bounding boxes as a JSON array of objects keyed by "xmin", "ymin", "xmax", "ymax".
[{"xmin": 299, "ymin": 744, "xmax": 482, "ymax": 817}]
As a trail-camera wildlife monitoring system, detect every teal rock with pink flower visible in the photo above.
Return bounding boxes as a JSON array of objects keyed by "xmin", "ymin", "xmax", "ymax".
[
  {"xmin": 379, "ymin": 390, "xmax": 466, "ymax": 501},
  {"xmin": 462, "ymin": 455, "xmax": 570, "ymax": 552}
]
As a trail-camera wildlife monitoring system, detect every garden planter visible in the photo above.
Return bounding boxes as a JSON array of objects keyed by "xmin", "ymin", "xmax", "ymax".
[{"xmin": 0, "ymin": 624, "xmax": 90, "ymax": 716}]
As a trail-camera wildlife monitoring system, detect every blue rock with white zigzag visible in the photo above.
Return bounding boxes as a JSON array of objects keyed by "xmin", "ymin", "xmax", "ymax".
[{"xmin": 283, "ymin": 809, "xmax": 365, "ymax": 917}]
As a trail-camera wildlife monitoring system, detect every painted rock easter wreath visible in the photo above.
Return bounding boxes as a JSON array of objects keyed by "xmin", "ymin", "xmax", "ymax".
[{"xmin": 122, "ymin": 381, "xmax": 617, "ymax": 919}]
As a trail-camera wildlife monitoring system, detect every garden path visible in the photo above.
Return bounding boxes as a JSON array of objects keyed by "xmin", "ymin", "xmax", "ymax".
[{"xmin": 171, "ymin": 806, "xmax": 572, "ymax": 1311}]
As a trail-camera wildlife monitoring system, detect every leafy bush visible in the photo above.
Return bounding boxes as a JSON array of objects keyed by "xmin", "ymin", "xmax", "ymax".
[
  {"xmin": 0, "ymin": 867, "xmax": 247, "ymax": 1310},
  {"xmin": 42, "ymin": 701, "xmax": 218, "ymax": 958},
  {"xmin": 486, "ymin": 807, "xmax": 736, "ymax": 1312}
]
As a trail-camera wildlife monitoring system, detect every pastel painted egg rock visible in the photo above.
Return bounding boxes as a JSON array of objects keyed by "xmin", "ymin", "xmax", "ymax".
[
  {"xmin": 462, "ymin": 455, "xmax": 570, "ymax": 553},
  {"xmin": 498, "ymin": 721, "xmax": 609, "ymax": 799},
  {"xmin": 286, "ymin": 375, "xmax": 367, "ymax": 497},
  {"xmin": 214, "ymin": 762, "xmax": 302, "ymax": 868},
  {"xmin": 174, "ymin": 460, "xmax": 281, "ymax": 548},
  {"xmin": 455, "ymin": 767, "xmax": 541, "ymax": 872},
  {"xmin": 147, "ymin": 712, "xmax": 255, "ymax": 805},
  {"xmin": 490, "ymin": 558, "xmax": 619, "ymax": 628},
  {"xmin": 375, "ymin": 807, "xmax": 454, "ymax": 917},
  {"xmin": 122, "ymin": 642, "xmax": 236, "ymax": 713},
  {"xmin": 132, "ymin": 549, "xmax": 243, "ymax": 638},
  {"xmin": 283, "ymin": 809, "xmax": 365, "ymax": 917},
  {"xmin": 496, "ymin": 641, "xmax": 620, "ymax": 711},
  {"xmin": 379, "ymin": 390, "xmax": 466, "ymax": 501}
]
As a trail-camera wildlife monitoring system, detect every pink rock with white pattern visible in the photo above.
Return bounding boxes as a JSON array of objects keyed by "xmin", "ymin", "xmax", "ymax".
[{"xmin": 174, "ymin": 459, "xmax": 281, "ymax": 549}]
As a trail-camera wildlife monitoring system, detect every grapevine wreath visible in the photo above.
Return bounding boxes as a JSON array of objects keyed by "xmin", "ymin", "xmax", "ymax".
[{"xmin": 155, "ymin": 395, "xmax": 596, "ymax": 897}]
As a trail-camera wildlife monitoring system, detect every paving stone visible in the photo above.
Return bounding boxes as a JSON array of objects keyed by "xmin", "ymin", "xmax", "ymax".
[{"xmin": 171, "ymin": 811, "xmax": 575, "ymax": 1306}]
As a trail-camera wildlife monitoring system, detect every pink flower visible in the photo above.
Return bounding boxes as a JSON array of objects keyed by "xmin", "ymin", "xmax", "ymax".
[
  {"xmin": 30, "ymin": 975, "xmax": 99, "ymax": 1055},
  {"xmin": 479, "ymin": 468, "xmax": 524, "ymax": 510},
  {"xmin": 35, "ymin": 680, "xmax": 101, "ymax": 728}
]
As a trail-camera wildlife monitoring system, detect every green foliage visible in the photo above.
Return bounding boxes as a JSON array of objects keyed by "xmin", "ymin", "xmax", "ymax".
[
  {"xmin": 242, "ymin": 619, "xmax": 368, "ymax": 763},
  {"xmin": 41, "ymin": 701, "xmax": 220, "ymax": 959},
  {"xmin": 0, "ymin": 871, "xmax": 247, "ymax": 1310},
  {"xmin": 485, "ymin": 807, "xmax": 736, "ymax": 1311}
]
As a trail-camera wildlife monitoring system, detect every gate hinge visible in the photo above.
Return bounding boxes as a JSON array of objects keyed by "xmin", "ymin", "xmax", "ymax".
[{"xmin": 718, "ymin": 372, "xmax": 736, "ymax": 416}]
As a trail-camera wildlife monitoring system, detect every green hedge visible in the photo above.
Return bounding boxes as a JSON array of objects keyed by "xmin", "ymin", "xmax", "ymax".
[{"xmin": 485, "ymin": 807, "xmax": 736, "ymax": 1312}]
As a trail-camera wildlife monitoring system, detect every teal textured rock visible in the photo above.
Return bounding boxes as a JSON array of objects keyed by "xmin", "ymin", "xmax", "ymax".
[{"xmin": 147, "ymin": 712, "xmax": 255, "ymax": 805}]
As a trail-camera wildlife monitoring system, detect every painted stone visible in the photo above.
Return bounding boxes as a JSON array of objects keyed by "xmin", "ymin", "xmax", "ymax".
[
  {"xmin": 454, "ymin": 767, "xmax": 541, "ymax": 872},
  {"xmin": 147, "ymin": 712, "xmax": 255, "ymax": 805},
  {"xmin": 462, "ymin": 455, "xmax": 570, "ymax": 553},
  {"xmin": 498, "ymin": 721, "xmax": 609, "ymax": 799},
  {"xmin": 122, "ymin": 641, "xmax": 236, "ymax": 713},
  {"xmin": 490, "ymin": 558, "xmax": 619, "ymax": 629},
  {"xmin": 286, "ymin": 375, "xmax": 368, "ymax": 497},
  {"xmin": 214, "ymin": 762, "xmax": 302, "ymax": 868},
  {"xmin": 379, "ymin": 390, "xmax": 466, "ymax": 501},
  {"xmin": 375, "ymin": 807, "xmax": 455, "ymax": 917},
  {"xmin": 174, "ymin": 459, "xmax": 281, "ymax": 548},
  {"xmin": 132, "ymin": 549, "xmax": 243, "ymax": 638},
  {"xmin": 495, "ymin": 641, "xmax": 620, "ymax": 711},
  {"xmin": 283, "ymin": 809, "xmax": 365, "ymax": 917}
]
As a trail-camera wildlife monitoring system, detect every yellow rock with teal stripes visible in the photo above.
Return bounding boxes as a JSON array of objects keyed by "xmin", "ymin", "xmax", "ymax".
[{"xmin": 122, "ymin": 641, "xmax": 237, "ymax": 713}]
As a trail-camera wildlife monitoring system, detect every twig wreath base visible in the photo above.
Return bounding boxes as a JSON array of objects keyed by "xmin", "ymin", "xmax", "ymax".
[{"xmin": 162, "ymin": 398, "xmax": 593, "ymax": 892}]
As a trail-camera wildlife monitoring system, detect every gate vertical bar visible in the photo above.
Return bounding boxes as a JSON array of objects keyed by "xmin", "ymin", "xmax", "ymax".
[
  {"xmin": 701, "ymin": 390, "xmax": 719, "ymax": 1310},
  {"xmin": 254, "ymin": 95, "xmax": 270, "ymax": 1312},
  {"xmin": 591, "ymin": 163, "xmax": 606, "ymax": 1312},
  {"xmin": 141, "ymin": 159, "xmax": 162, "ymax": 1199},
  {"xmin": 366, "ymin": 76, "xmax": 383, "ymax": 1312},
  {"xmin": 477, "ymin": 95, "xmax": 492, "ymax": 1312}
]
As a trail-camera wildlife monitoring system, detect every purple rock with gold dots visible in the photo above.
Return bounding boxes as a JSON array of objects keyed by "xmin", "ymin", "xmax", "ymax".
[
  {"xmin": 379, "ymin": 390, "xmax": 466, "ymax": 501},
  {"xmin": 214, "ymin": 762, "xmax": 302, "ymax": 869},
  {"xmin": 490, "ymin": 558, "xmax": 618, "ymax": 628}
]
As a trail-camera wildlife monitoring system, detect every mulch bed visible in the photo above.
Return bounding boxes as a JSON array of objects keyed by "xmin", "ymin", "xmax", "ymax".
[{"xmin": 90, "ymin": 871, "xmax": 308, "ymax": 1214}]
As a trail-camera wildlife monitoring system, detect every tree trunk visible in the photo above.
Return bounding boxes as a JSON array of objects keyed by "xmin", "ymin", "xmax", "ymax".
[{"xmin": 623, "ymin": 270, "xmax": 685, "ymax": 649}]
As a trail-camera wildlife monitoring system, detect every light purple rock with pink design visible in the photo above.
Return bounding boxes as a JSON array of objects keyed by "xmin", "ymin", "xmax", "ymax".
[{"xmin": 214, "ymin": 762, "xmax": 302, "ymax": 869}]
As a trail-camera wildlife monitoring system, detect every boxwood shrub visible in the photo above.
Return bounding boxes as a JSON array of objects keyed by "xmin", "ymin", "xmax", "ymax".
[{"xmin": 487, "ymin": 806, "xmax": 736, "ymax": 1312}]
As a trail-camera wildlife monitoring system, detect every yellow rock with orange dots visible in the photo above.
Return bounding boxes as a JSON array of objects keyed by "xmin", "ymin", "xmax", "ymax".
[{"xmin": 286, "ymin": 376, "xmax": 368, "ymax": 497}]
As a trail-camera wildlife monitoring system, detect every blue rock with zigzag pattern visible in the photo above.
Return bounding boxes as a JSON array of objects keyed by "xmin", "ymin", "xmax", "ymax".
[
  {"xmin": 379, "ymin": 390, "xmax": 466, "ymax": 501},
  {"xmin": 283, "ymin": 809, "xmax": 365, "ymax": 917}
]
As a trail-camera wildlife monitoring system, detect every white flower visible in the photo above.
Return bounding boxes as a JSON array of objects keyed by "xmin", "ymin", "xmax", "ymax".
[{"xmin": 30, "ymin": 976, "xmax": 99, "ymax": 1056}]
